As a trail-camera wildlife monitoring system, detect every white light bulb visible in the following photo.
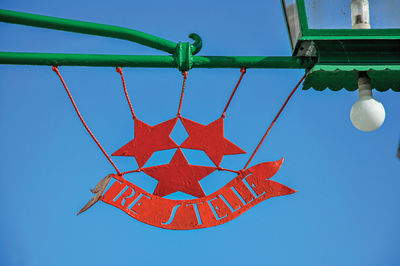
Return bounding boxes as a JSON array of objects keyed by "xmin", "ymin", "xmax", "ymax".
[{"xmin": 350, "ymin": 75, "xmax": 385, "ymax": 132}]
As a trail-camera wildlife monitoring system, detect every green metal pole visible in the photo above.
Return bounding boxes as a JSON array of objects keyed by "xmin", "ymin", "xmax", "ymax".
[
  {"xmin": 0, "ymin": 52, "xmax": 176, "ymax": 67},
  {"xmin": 193, "ymin": 56, "xmax": 311, "ymax": 69},
  {"xmin": 0, "ymin": 52, "xmax": 313, "ymax": 69},
  {"xmin": 0, "ymin": 9, "xmax": 178, "ymax": 54}
]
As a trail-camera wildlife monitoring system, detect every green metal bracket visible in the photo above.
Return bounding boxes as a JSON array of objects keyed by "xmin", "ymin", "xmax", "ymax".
[
  {"xmin": 0, "ymin": 8, "xmax": 314, "ymax": 71},
  {"xmin": 0, "ymin": 8, "xmax": 202, "ymax": 71},
  {"xmin": 0, "ymin": 7, "xmax": 399, "ymax": 93}
]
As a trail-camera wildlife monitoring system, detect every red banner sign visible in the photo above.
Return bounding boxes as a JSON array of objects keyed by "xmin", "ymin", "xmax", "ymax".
[{"xmin": 100, "ymin": 159, "xmax": 295, "ymax": 230}]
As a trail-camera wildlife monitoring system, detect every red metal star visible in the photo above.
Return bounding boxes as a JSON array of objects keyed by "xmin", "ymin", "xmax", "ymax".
[
  {"xmin": 180, "ymin": 117, "xmax": 246, "ymax": 167},
  {"xmin": 143, "ymin": 149, "xmax": 216, "ymax": 198},
  {"xmin": 112, "ymin": 118, "xmax": 178, "ymax": 168}
]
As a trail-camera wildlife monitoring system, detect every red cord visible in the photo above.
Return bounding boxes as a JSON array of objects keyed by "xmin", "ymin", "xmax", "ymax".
[
  {"xmin": 177, "ymin": 71, "xmax": 188, "ymax": 118},
  {"xmin": 116, "ymin": 67, "xmax": 136, "ymax": 120},
  {"xmin": 221, "ymin": 68, "xmax": 246, "ymax": 118},
  {"xmin": 52, "ymin": 66, "xmax": 121, "ymax": 175},
  {"xmin": 243, "ymin": 73, "xmax": 307, "ymax": 170}
]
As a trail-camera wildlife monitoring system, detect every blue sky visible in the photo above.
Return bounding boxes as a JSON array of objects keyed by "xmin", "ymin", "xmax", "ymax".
[{"xmin": 0, "ymin": 0, "xmax": 399, "ymax": 265}]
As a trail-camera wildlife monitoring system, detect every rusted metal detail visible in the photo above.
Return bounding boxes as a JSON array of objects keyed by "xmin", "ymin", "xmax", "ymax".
[{"xmin": 77, "ymin": 174, "xmax": 113, "ymax": 215}]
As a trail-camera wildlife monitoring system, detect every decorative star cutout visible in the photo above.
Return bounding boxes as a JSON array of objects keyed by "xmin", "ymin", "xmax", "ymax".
[
  {"xmin": 180, "ymin": 117, "xmax": 246, "ymax": 167},
  {"xmin": 112, "ymin": 118, "xmax": 178, "ymax": 168},
  {"xmin": 143, "ymin": 149, "xmax": 216, "ymax": 198}
]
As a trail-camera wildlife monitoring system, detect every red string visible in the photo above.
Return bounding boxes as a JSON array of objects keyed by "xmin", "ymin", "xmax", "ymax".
[
  {"xmin": 243, "ymin": 73, "xmax": 307, "ymax": 170},
  {"xmin": 221, "ymin": 68, "xmax": 246, "ymax": 118},
  {"xmin": 116, "ymin": 67, "xmax": 136, "ymax": 120},
  {"xmin": 177, "ymin": 71, "xmax": 188, "ymax": 118},
  {"xmin": 52, "ymin": 66, "xmax": 121, "ymax": 175}
]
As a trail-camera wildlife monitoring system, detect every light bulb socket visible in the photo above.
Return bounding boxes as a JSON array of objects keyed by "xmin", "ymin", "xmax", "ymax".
[
  {"xmin": 357, "ymin": 72, "xmax": 372, "ymax": 98},
  {"xmin": 357, "ymin": 71, "xmax": 369, "ymax": 80}
]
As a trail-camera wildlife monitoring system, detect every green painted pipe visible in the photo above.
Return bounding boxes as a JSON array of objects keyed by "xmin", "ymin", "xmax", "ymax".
[
  {"xmin": 0, "ymin": 53, "xmax": 176, "ymax": 67},
  {"xmin": 0, "ymin": 9, "xmax": 178, "ymax": 54},
  {"xmin": 193, "ymin": 56, "xmax": 312, "ymax": 69},
  {"xmin": 0, "ymin": 52, "xmax": 312, "ymax": 69}
]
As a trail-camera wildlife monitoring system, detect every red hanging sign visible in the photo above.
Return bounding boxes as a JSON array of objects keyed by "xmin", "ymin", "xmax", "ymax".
[
  {"xmin": 52, "ymin": 66, "xmax": 303, "ymax": 230},
  {"xmin": 83, "ymin": 158, "xmax": 294, "ymax": 230}
]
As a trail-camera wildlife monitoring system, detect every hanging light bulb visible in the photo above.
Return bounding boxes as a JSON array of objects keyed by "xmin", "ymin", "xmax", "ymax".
[{"xmin": 350, "ymin": 73, "xmax": 385, "ymax": 132}]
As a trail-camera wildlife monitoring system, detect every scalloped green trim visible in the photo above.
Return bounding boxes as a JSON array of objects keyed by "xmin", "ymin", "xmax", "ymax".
[{"xmin": 303, "ymin": 65, "xmax": 400, "ymax": 92}]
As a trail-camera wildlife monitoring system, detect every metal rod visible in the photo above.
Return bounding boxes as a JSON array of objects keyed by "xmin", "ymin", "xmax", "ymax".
[
  {"xmin": 0, "ymin": 53, "xmax": 176, "ymax": 67},
  {"xmin": 0, "ymin": 52, "xmax": 312, "ymax": 69},
  {"xmin": 193, "ymin": 56, "xmax": 311, "ymax": 69},
  {"xmin": 0, "ymin": 9, "xmax": 178, "ymax": 54}
]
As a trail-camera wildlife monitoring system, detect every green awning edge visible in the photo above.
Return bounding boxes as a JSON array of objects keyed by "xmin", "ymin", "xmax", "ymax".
[{"xmin": 303, "ymin": 64, "xmax": 400, "ymax": 92}]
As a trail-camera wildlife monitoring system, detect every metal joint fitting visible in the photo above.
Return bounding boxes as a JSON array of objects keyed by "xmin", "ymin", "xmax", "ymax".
[{"xmin": 174, "ymin": 42, "xmax": 193, "ymax": 72}]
